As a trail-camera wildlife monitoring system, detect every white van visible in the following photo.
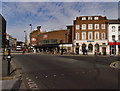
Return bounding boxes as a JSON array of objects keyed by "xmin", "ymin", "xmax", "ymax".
[{"xmin": 16, "ymin": 46, "xmax": 22, "ymax": 51}]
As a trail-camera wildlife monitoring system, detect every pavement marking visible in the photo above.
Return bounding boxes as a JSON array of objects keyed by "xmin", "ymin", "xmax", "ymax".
[
  {"xmin": 82, "ymin": 72, "xmax": 85, "ymax": 74},
  {"xmin": 53, "ymin": 75, "xmax": 56, "ymax": 77},
  {"xmin": 35, "ymin": 76, "xmax": 38, "ymax": 79},
  {"xmin": 45, "ymin": 76, "xmax": 48, "ymax": 78},
  {"xmin": 110, "ymin": 61, "xmax": 119, "ymax": 68},
  {"xmin": 28, "ymin": 79, "xmax": 32, "ymax": 82}
]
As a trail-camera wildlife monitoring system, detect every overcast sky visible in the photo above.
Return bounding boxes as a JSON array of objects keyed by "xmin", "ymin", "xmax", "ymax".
[{"xmin": 1, "ymin": 1, "xmax": 119, "ymax": 42}]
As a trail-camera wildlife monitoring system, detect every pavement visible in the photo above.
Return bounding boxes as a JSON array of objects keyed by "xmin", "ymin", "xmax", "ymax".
[
  {"xmin": 0, "ymin": 52, "xmax": 22, "ymax": 90},
  {"xmin": 12, "ymin": 52, "xmax": 120, "ymax": 90}
]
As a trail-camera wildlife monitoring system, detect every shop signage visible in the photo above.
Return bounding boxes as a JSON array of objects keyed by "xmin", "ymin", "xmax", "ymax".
[
  {"xmin": 31, "ymin": 38, "xmax": 36, "ymax": 42},
  {"xmin": 43, "ymin": 34, "xmax": 47, "ymax": 38},
  {"xmin": 87, "ymin": 40, "xmax": 94, "ymax": 42},
  {"xmin": 109, "ymin": 42, "xmax": 120, "ymax": 45}
]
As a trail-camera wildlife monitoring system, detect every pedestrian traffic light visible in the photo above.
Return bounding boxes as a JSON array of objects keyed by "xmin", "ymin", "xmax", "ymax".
[{"xmin": 1, "ymin": 14, "xmax": 7, "ymax": 48}]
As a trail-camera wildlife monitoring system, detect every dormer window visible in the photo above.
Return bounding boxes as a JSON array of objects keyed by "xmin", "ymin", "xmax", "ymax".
[
  {"xmin": 94, "ymin": 17, "xmax": 99, "ymax": 20},
  {"xmin": 82, "ymin": 17, "xmax": 86, "ymax": 20},
  {"xmin": 88, "ymin": 17, "xmax": 92, "ymax": 20}
]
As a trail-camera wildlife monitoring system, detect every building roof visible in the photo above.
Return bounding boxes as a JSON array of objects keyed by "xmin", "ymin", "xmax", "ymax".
[
  {"xmin": 108, "ymin": 19, "xmax": 120, "ymax": 24},
  {"xmin": 41, "ymin": 29, "xmax": 68, "ymax": 34}
]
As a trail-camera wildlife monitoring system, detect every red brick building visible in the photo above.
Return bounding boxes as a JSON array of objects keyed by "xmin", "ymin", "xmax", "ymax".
[
  {"xmin": 72, "ymin": 16, "xmax": 109, "ymax": 54},
  {"xmin": 30, "ymin": 26, "xmax": 72, "ymax": 53}
]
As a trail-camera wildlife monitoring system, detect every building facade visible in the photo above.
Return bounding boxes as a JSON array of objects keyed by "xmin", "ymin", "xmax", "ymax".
[
  {"xmin": 108, "ymin": 20, "xmax": 120, "ymax": 55},
  {"xmin": 30, "ymin": 26, "xmax": 72, "ymax": 53},
  {"xmin": 72, "ymin": 16, "xmax": 109, "ymax": 55}
]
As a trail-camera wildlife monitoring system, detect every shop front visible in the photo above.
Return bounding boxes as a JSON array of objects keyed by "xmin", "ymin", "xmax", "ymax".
[{"xmin": 109, "ymin": 42, "xmax": 120, "ymax": 55}]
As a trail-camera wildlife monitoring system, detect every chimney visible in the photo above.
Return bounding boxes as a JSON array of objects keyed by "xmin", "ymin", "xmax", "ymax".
[{"xmin": 37, "ymin": 26, "xmax": 41, "ymax": 32}]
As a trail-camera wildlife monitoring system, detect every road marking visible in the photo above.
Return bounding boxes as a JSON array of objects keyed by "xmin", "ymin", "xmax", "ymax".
[
  {"xmin": 110, "ymin": 61, "xmax": 119, "ymax": 68},
  {"xmin": 53, "ymin": 75, "xmax": 56, "ymax": 77},
  {"xmin": 45, "ymin": 76, "xmax": 48, "ymax": 78}
]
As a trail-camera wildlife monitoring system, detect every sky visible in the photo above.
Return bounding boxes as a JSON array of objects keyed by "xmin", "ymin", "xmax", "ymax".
[{"xmin": 1, "ymin": 0, "xmax": 119, "ymax": 42}]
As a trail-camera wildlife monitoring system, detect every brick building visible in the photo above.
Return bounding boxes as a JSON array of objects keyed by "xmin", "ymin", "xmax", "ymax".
[
  {"xmin": 30, "ymin": 26, "xmax": 41, "ymax": 46},
  {"xmin": 30, "ymin": 26, "xmax": 72, "ymax": 53},
  {"xmin": 72, "ymin": 16, "xmax": 109, "ymax": 55}
]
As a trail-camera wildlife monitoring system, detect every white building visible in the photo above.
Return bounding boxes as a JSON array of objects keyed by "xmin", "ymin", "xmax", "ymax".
[{"xmin": 108, "ymin": 20, "xmax": 120, "ymax": 55}]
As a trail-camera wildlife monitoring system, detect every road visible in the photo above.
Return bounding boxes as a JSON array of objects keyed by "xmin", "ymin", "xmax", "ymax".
[{"xmin": 11, "ymin": 52, "xmax": 120, "ymax": 90}]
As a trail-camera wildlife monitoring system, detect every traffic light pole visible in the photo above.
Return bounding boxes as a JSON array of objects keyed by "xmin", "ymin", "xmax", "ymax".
[{"xmin": 7, "ymin": 48, "xmax": 11, "ymax": 76}]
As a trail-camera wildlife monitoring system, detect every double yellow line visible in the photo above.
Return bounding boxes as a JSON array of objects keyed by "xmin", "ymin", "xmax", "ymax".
[{"xmin": 110, "ymin": 61, "xmax": 119, "ymax": 68}]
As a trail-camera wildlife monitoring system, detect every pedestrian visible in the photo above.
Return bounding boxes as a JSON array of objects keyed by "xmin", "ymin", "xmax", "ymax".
[
  {"xmin": 95, "ymin": 49, "xmax": 97, "ymax": 55},
  {"xmin": 85, "ymin": 49, "xmax": 87, "ymax": 55},
  {"xmin": 22, "ymin": 48, "xmax": 25, "ymax": 54}
]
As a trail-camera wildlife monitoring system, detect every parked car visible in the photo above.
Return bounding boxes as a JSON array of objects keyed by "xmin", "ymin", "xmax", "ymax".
[{"xmin": 16, "ymin": 46, "xmax": 22, "ymax": 51}]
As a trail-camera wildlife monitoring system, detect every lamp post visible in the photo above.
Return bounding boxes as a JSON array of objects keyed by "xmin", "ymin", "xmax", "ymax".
[{"xmin": 29, "ymin": 24, "xmax": 32, "ymax": 32}]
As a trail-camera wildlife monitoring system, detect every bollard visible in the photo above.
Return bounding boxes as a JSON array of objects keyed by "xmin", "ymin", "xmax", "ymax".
[{"xmin": 7, "ymin": 48, "xmax": 11, "ymax": 76}]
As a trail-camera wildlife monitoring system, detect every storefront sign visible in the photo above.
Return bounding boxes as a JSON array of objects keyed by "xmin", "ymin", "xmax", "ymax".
[
  {"xmin": 109, "ymin": 42, "xmax": 120, "ymax": 45},
  {"xmin": 43, "ymin": 34, "xmax": 47, "ymax": 38},
  {"xmin": 31, "ymin": 38, "xmax": 36, "ymax": 42},
  {"xmin": 87, "ymin": 40, "xmax": 94, "ymax": 42}
]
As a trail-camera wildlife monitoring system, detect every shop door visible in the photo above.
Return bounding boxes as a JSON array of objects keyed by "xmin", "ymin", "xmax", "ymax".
[
  {"xmin": 76, "ymin": 48, "xmax": 79, "ymax": 54},
  {"xmin": 102, "ymin": 47, "xmax": 106, "ymax": 55}
]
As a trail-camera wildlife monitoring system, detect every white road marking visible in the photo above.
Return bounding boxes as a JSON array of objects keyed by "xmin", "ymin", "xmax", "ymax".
[
  {"xmin": 53, "ymin": 75, "xmax": 56, "ymax": 77},
  {"xmin": 28, "ymin": 79, "xmax": 32, "ymax": 81},
  {"xmin": 82, "ymin": 72, "xmax": 85, "ymax": 74},
  {"xmin": 45, "ymin": 76, "xmax": 48, "ymax": 78},
  {"xmin": 36, "ymin": 76, "xmax": 38, "ymax": 79}
]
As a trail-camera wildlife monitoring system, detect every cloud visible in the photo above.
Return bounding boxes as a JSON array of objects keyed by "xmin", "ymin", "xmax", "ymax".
[
  {"xmin": 2, "ymin": 2, "xmax": 119, "ymax": 41},
  {"xmin": 2, "ymin": 0, "xmax": 120, "ymax": 2}
]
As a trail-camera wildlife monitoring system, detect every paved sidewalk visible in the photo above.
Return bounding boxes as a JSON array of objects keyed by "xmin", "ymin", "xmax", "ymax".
[{"xmin": 0, "ymin": 53, "xmax": 22, "ymax": 90}]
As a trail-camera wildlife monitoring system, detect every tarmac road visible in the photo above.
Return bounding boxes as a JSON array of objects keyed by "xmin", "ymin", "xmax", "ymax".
[{"xmin": 12, "ymin": 53, "xmax": 120, "ymax": 90}]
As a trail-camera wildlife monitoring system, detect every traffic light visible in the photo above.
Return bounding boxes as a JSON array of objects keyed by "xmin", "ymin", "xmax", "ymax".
[{"xmin": 1, "ymin": 14, "xmax": 7, "ymax": 48}]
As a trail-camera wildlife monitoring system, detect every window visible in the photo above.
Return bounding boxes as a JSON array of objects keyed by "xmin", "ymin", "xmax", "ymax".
[
  {"xmin": 112, "ymin": 35, "xmax": 115, "ymax": 40},
  {"xmin": 82, "ymin": 17, "xmax": 86, "ymax": 20},
  {"xmin": 112, "ymin": 26, "xmax": 115, "ymax": 32},
  {"xmin": 119, "ymin": 35, "xmax": 120, "ymax": 40},
  {"xmin": 88, "ymin": 17, "xmax": 92, "ymax": 20},
  {"xmin": 95, "ymin": 24, "xmax": 99, "ymax": 30},
  {"xmin": 101, "ymin": 24, "xmax": 105, "ymax": 29},
  {"xmin": 82, "ymin": 24, "xmax": 86, "ymax": 30},
  {"xmin": 88, "ymin": 32, "xmax": 92, "ymax": 40},
  {"xmin": 51, "ymin": 39, "xmax": 57, "ymax": 44},
  {"xmin": 119, "ymin": 26, "xmax": 120, "ymax": 31},
  {"xmin": 76, "ymin": 25, "xmax": 79, "ymax": 30},
  {"xmin": 82, "ymin": 32, "xmax": 86, "ymax": 40},
  {"xmin": 88, "ymin": 24, "xmax": 93, "ymax": 30},
  {"xmin": 102, "ymin": 33, "xmax": 105, "ymax": 40},
  {"xmin": 95, "ymin": 32, "xmax": 99, "ymax": 39},
  {"xmin": 43, "ymin": 40, "xmax": 49, "ymax": 44},
  {"xmin": 76, "ymin": 32, "xmax": 79, "ymax": 40},
  {"xmin": 94, "ymin": 17, "xmax": 99, "ymax": 20}
]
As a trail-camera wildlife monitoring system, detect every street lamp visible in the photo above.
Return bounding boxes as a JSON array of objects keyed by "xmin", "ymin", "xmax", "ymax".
[{"xmin": 29, "ymin": 24, "xmax": 32, "ymax": 32}]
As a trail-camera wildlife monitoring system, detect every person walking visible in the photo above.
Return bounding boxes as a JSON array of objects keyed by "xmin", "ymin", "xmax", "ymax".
[{"xmin": 22, "ymin": 48, "xmax": 25, "ymax": 54}]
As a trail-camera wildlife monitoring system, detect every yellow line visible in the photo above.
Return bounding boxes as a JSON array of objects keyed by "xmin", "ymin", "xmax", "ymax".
[{"xmin": 110, "ymin": 61, "xmax": 119, "ymax": 68}]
